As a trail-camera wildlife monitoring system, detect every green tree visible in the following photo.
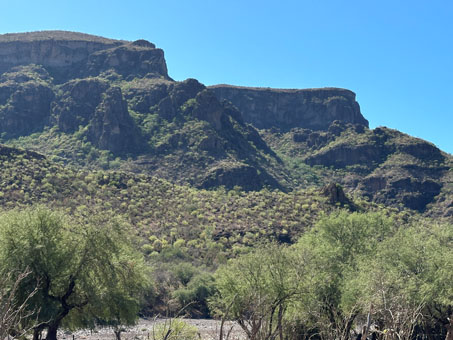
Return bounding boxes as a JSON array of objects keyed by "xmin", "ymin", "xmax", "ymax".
[
  {"xmin": 211, "ymin": 243, "xmax": 303, "ymax": 340},
  {"xmin": 292, "ymin": 211, "xmax": 395, "ymax": 340},
  {"xmin": 0, "ymin": 207, "xmax": 148, "ymax": 340},
  {"xmin": 344, "ymin": 222, "xmax": 453, "ymax": 340}
]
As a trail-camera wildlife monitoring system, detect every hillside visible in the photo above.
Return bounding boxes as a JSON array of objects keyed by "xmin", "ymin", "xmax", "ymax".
[
  {"xmin": 1, "ymin": 31, "xmax": 452, "ymax": 330},
  {"xmin": 0, "ymin": 142, "xmax": 341, "ymax": 263},
  {"xmin": 0, "ymin": 30, "xmax": 452, "ymax": 217}
]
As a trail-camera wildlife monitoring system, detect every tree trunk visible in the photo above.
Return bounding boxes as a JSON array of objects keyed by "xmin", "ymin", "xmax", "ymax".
[
  {"xmin": 445, "ymin": 318, "xmax": 453, "ymax": 340},
  {"xmin": 32, "ymin": 328, "xmax": 42, "ymax": 340},
  {"xmin": 342, "ymin": 313, "xmax": 358, "ymax": 340},
  {"xmin": 46, "ymin": 324, "xmax": 59, "ymax": 340},
  {"xmin": 33, "ymin": 324, "xmax": 48, "ymax": 340}
]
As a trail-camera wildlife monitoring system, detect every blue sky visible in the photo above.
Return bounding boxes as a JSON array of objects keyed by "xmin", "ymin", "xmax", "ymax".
[{"xmin": 2, "ymin": 0, "xmax": 452, "ymax": 153}]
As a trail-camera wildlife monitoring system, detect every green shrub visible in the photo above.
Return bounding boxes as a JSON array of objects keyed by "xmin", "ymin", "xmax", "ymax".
[{"xmin": 151, "ymin": 319, "xmax": 198, "ymax": 340}]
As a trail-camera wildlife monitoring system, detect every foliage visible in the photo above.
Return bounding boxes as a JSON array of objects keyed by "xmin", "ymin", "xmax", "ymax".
[
  {"xmin": 0, "ymin": 206, "xmax": 148, "ymax": 340},
  {"xmin": 289, "ymin": 211, "xmax": 397, "ymax": 340},
  {"xmin": 209, "ymin": 212, "xmax": 451, "ymax": 340},
  {"xmin": 211, "ymin": 243, "xmax": 303, "ymax": 340},
  {"xmin": 151, "ymin": 318, "xmax": 199, "ymax": 340},
  {"xmin": 172, "ymin": 271, "xmax": 216, "ymax": 317},
  {"xmin": 344, "ymin": 222, "xmax": 453, "ymax": 340},
  {"xmin": 0, "ymin": 143, "xmax": 336, "ymax": 263}
]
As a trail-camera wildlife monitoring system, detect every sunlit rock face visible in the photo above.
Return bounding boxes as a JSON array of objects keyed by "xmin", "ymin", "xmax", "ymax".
[{"xmin": 209, "ymin": 84, "xmax": 368, "ymax": 131}]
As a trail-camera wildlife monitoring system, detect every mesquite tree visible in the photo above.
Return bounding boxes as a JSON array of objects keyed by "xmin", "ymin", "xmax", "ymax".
[
  {"xmin": 211, "ymin": 243, "xmax": 304, "ymax": 340},
  {"xmin": 0, "ymin": 206, "xmax": 148, "ymax": 340}
]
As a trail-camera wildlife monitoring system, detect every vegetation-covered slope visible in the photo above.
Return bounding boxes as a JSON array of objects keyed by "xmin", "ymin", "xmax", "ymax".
[
  {"xmin": 260, "ymin": 123, "xmax": 453, "ymax": 214},
  {"xmin": 0, "ymin": 143, "xmax": 339, "ymax": 263},
  {"xmin": 1, "ymin": 30, "xmax": 452, "ymax": 216}
]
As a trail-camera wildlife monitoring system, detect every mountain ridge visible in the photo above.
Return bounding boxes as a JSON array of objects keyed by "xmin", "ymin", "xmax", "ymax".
[{"xmin": 0, "ymin": 31, "xmax": 452, "ymax": 216}]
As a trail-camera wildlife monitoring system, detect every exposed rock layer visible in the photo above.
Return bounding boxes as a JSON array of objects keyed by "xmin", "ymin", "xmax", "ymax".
[
  {"xmin": 209, "ymin": 84, "xmax": 369, "ymax": 131},
  {"xmin": 0, "ymin": 31, "xmax": 169, "ymax": 81}
]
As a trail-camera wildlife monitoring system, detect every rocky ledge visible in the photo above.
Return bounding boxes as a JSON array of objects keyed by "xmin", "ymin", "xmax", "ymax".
[
  {"xmin": 209, "ymin": 84, "xmax": 368, "ymax": 131},
  {"xmin": 0, "ymin": 31, "xmax": 169, "ymax": 82}
]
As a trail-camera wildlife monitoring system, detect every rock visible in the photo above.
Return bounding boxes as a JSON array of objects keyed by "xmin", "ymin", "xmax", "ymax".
[
  {"xmin": 88, "ymin": 87, "xmax": 145, "ymax": 154},
  {"xmin": 398, "ymin": 141, "xmax": 444, "ymax": 162},
  {"xmin": 53, "ymin": 78, "xmax": 110, "ymax": 132},
  {"xmin": 328, "ymin": 120, "xmax": 347, "ymax": 136},
  {"xmin": 0, "ymin": 78, "xmax": 54, "ymax": 137},
  {"xmin": 123, "ymin": 79, "xmax": 172, "ymax": 114},
  {"xmin": 82, "ymin": 43, "xmax": 169, "ymax": 80},
  {"xmin": 321, "ymin": 183, "xmax": 353, "ymax": 207},
  {"xmin": 209, "ymin": 85, "xmax": 368, "ymax": 131},
  {"xmin": 130, "ymin": 39, "xmax": 155, "ymax": 48},
  {"xmin": 52, "ymin": 78, "xmax": 144, "ymax": 154},
  {"xmin": 199, "ymin": 162, "xmax": 280, "ymax": 191},
  {"xmin": 0, "ymin": 144, "xmax": 45, "ymax": 160},
  {"xmin": 305, "ymin": 126, "xmax": 448, "ymax": 212},
  {"xmin": 0, "ymin": 31, "xmax": 169, "ymax": 82},
  {"xmin": 191, "ymin": 90, "xmax": 225, "ymax": 130},
  {"xmin": 170, "ymin": 78, "xmax": 206, "ymax": 108},
  {"xmin": 306, "ymin": 131, "xmax": 331, "ymax": 148},
  {"xmin": 0, "ymin": 31, "xmax": 124, "ymax": 81},
  {"xmin": 305, "ymin": 143, "xmax": 389, "ymax": 168}
]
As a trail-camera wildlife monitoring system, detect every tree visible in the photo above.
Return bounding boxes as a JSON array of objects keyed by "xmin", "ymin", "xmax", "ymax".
[
  {"xmin": 344, "ymin": 221, "xmax": 453, "ymax": 340},
  {"xmin": 291, "ymin": 211, "xmax": 395, "ymax": 340},
  {"xmin": 0, "ymin": 206, "xmax": 148, "ymax": 340},
  {"xmin": 211, "ymin": 243, "xmax": 303, "ymax": 340}
]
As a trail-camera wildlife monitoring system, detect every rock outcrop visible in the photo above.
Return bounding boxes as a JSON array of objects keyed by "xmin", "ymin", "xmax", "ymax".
[
  {"xmin": 52, "ymin": 78, "xmax": 144, "ymax": 154},
  {"xmin": 303, "ymin": 126, "xmax": 448, "ymax": 211},
  {"xmin": 82, "ymin": 42, "xmax": 169, "ymax": 80},
  {"xmin": 209, "ymin": 84, "xmax": 368, "ymax": 131},
  {"xmin": 87, "ymin": 87, "xmax": 144, "ymax": 154},
  {"xmin": 0, "ymin": 31, "xmax": 169, "ymax": 82},
  {"xmin": 0, "ymin": 65, "xmax": 55, "ymax": 137}
]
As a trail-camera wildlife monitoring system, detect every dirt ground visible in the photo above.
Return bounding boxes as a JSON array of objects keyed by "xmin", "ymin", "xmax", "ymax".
[{"xmin": 59, "ymin": 318, "xmax": 246, "ymax": 340}]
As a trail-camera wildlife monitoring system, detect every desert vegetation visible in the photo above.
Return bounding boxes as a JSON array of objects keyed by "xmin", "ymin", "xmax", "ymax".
[
  {"xmin": 0, "ymin": 206, "xmax": 451, "ymax": 340},
  {"xmin": 0, "ymin": 31, "xmax": 452, "ymax": 340}
]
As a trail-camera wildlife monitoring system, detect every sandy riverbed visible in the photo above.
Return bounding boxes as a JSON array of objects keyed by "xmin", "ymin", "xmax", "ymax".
[{"xmin": 58, "ymin": 318, "xmax": 246, "ymax": 340}]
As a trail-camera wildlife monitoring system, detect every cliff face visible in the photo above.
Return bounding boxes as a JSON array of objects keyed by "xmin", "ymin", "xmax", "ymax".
[
  {"xmin": 0, "ymin": 31, "xmax": 281, "ymax": 190},
  {"xmin": 0, "ymin": 31, "xmax": 169, "ymax": 81},
  {"xmin": 209, "ymin": 85, "xmax": 368, "ymax": 131}
]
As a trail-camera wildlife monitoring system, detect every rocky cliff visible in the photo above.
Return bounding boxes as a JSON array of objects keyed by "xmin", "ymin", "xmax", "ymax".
[
  {"xmin": 0, "ymin": 31, "xmax": 451, "ymax": 215},
  {"xmin": 0, "ymin": 31, "xmax": 169, "ymax": 82},
  {"xmin": 209, "ymin": 84, "xmax": 368, "ymax": 131},
  {"xmin": 0, "ymin": 31, "xmax": 282, "ymax": 190}
]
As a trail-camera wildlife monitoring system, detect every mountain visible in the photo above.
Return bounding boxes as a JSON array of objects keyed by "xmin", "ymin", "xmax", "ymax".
[
  {"xmin": 0, "ymin": 31, "xmax": 452, "ymax": 217},
  {"xmin": 0, "ymin": 31, "xmax": 283, "ymax": 191},
  {"xmin": 209, "ymin": 85, "xmax": 368, "ymax": 130}
]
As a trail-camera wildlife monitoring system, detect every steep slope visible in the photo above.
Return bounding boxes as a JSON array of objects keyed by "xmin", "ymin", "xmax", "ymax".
[
  {"xmin": 261, "ymin": 123, "xmax": 453, "ymax": 214},
  {"xmin": 0, "ymin": 31, "xmax": 283, "ymax": 190},
  {"xmin": 209, "ymin": 84, "xmax": 368, "ymax": 130},
  {"xmin": 0, "ymin": 31, "xmax": 169, "ymax": 82},
  {"xmin": 209, "ymin": 85, "xmax": 452, "ymax": 215}
]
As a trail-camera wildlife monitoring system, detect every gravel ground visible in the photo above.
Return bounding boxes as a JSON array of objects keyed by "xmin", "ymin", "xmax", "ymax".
[{"xmin": 59, "ymin": 318, "xmax": 246, "ymax": 340}]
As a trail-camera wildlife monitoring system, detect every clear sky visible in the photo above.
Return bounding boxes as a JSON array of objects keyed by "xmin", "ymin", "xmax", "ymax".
[{"xmin": 2, "ymin": 0, "xmax": 452, "ymax": 154}]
